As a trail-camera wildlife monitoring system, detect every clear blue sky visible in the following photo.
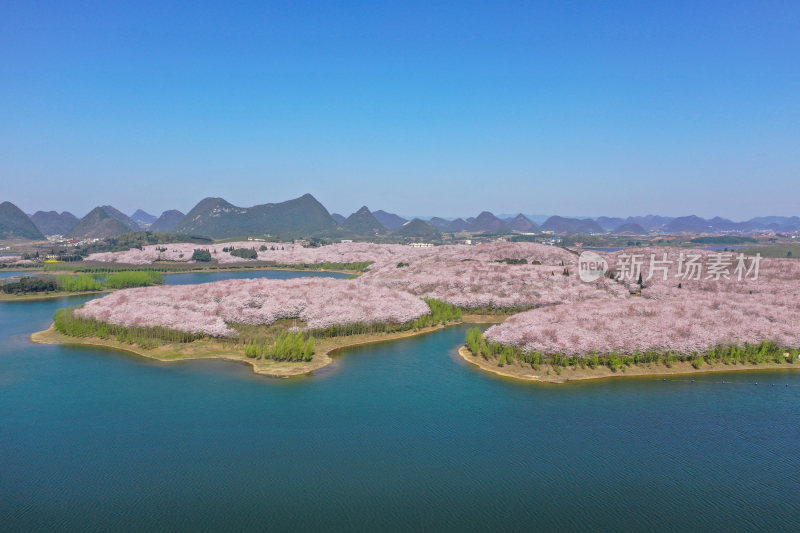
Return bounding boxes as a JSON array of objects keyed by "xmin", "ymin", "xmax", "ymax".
[{"xmin": 1, "ymin": 1, "xmax": 798, "ymax": 220}]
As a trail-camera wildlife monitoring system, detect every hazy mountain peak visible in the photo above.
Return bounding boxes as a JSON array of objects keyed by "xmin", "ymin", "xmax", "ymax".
[
  {"xmin": 176, "ymin": 194, "xmax": 338, "ymax": 239},
  {"xmin": 372, "ymin": 210, "xmax": 407, "ymax": 230},
  {"xmin": 0, "ymin": 201, "xmax": 46, "ymax": 240},
  {"xmin": 343, "ymin": 206, "xmax": 386, "ymax": 235},
  {"xmin": 30, "ymin": 210, "xmax": 79, "ymax": 235}
]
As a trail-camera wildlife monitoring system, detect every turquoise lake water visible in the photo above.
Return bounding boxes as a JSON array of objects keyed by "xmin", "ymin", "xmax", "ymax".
[{"xmin": 2, "ymin": 270, "xmax": 799, "ymax": 531}]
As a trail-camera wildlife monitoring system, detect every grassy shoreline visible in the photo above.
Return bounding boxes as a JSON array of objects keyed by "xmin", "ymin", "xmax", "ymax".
[
  {"xmin": 0, "ymin": 265, "xmax": 358, "ymax": 302},
  {"xmin": 457, "ymin": 346, "xmax": 799, "ymax": 383},
  {"xmin": 0, "ymin": 290, "xmax": 109, "ymax": 302},
  {"xmin": 30, "ymin": 315, "xmax": 505, "ymax": 378}
]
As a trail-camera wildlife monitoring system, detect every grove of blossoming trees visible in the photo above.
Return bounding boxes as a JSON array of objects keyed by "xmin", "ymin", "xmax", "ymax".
[
  {"xmin": 483, "ymin": 248, "xmax": 800, "ymax": 357},
  {"xmin": 86, "ymin": 241, "xmax": 577, "ymax": 267},
  {"xmin": 73, "ymin": 241, "xmax": 800, "ymax": 358},
  {"xmin": 86, "ymin": 241, "xmax": 614, "ymax": 309},
  {"xmin": 86, "ymin": 242, "xmax": 414, "ymax": 265},
  {"xmin": 76, "ymin": 277, "xmax": 431, "ymax": 337},
  {"xmin": 484, "ymin": 292, "xmax": 800, "ymax": 356},
  {"xmin": 360, "ymin": 259, "xmax": 628, "ymax": 308}
]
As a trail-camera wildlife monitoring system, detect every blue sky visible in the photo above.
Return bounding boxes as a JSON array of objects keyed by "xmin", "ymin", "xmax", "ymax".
[{"xmin": 1, "ymin": 1, "xmax": 798, "ymax": 219}]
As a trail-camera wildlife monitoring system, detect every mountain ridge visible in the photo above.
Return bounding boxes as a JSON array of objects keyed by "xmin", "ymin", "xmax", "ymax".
[
  {"xmin": 149, "ymin": 210, "xmax": 185, "ymax": 232},
  {"xmin": 175, "ymin": 193, "xmax": 339, "ymax": 239},
  {"xmin": 342, "ymin": 206, "xmax": 386, "ymax": 235},
  {"xmin": 0, "ymin": 201, "xmax": 46, "ymax": 240},
  {"xmin": 101, "ymin": 205, "xmax": 140, "ymax": 231},
  {"xmin": 372, "ymin": 210, "xmax": 407, "ymax": 230},
  {"xmin": 30, "ymin": 210, "xmax": 79, "ymax": 235},
  {"xmin": 131, "ymin": 209, "xmax": 157, "ymax": 226},
  {"xmin": 67, "ymin": 207, "xmax": 133, "ymax": 239},
  {"xmin": 393, "ymin": 218, "xmax": 441, "ymax": 239}
]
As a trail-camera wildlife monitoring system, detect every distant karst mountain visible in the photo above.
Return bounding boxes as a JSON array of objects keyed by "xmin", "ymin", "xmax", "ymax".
[
  {"xmin": 747, "ymin": 217, "xmax": 800, "ymax": 231},
  {"xmin": 663, "ymin": 215, "xmax": 765, "ymax": 234},
  {"xmin": 372, "ymin": 210, "xmax": 407, "ymax": 231},
  {"xmin": 429, "ymin": 217, "xmax": 471, "ymax": 233},
  {"xmin": 627, "ymin": 215, "xmax": 673, "ymax": 232},
  {"xmin": 468, "ymin": 211, "xmax": 509, "ymax": 233},
  {"xmin": 595, "ymin": 215, "xmax": 674, "ymax": 232},
  {"xmin": 665, "ymin": 215, "xmax": 716, "ymax": 233},
  {"xmin": 594, "ymin": 217, "xmax": 626, "ymax": 232},
  {"xmin": 541, "ymin": 216, "xmax": 604, "ymax": 234},
  {"xmin": 100, "ymin": 205, "xmax": 140, "ymax": 231},
  {"xmin": 13, "ymin": 191, "xmax": 800, "ymax": 243},
  {"xmin": 30, "ymin": 210, "xmax": 79, "ymax": 236},
  {"xmin": 659, "ymin": 215, "xmax": 800, "ymax": 233},
  {"xmin": 592, "ymin": 214, "xmax": 800, "ymax": 234},
  {"xmin": 342, "ymin": 206, "xmax": 386, "ymax": 235},
  {"xmin": 131, "ymin": 209, "xmax": 157, "ymax": 227},
  {"xmin": 175, "ymin": 194, "xmax": 339, "ymax": 239},
  {"xmin": 0, "ymin": 201, "xmax": 46, "ymax": 240},
  {"xmin": 67, "ymin": 207, "xmax": 134, "ymax": 239},
  {"xmin": 149, "ymin": 210, "xmax": 185, "ymax": 233},
  {"xmin": 393, "ymin": 218, "xmax": 441, "ymax": 239},
  {"xmin": 505, "ymin": 214, "xmax": 538, "ymax": 232},
  {"xmin": 747, "ymin": 216, "xmax": 800, "ymax": 232},
  {"xmin": 614, "ymin": 222, "xmax": 647, "ymax": 234}
]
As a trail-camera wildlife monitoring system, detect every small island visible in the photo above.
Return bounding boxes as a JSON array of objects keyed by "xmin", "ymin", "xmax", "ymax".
[{"xmin": 30, "ymin": 276, "xmax": 509, "ymax": 377}]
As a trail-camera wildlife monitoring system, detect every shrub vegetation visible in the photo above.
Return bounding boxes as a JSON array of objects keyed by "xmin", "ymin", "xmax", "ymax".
[
  {"xmin": 244, "ymin": 331, "xmax": 315, "ymax": 361},
  {"xmin": 103, "ymin": 270, "xmax": 164, "ymax": 288},
  {"xmin": 2, "ymin": 271, "xmax": 163, "ymax": 295},
  {"xmin": 229, "ymin": 247, "xmax": 258, "ymax": 259},
  {"xmin": 191, "ymin": 249, "xmax": 212, "ymax": 262}
]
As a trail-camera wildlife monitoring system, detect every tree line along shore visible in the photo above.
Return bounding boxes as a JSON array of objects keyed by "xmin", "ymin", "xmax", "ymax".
[{"xmin": 460, "ymin": 328, "xmax": 799, "ymax": 383}]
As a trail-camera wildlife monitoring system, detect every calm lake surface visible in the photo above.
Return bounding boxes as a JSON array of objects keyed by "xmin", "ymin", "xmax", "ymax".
[
  {"xmin": 2, "ymin": 270, "xmax": 799, "ymax": 532},
  {"xmin": 165, "ymin": 268, "xmax": 351, "ymax": 285},
  {"xmin": 0, "ymin": 270, "xmax": 33, "ymax": 279}
]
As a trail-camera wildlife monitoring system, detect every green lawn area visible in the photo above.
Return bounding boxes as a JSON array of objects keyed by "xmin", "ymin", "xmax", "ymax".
[{"xmin": 739, "ymin": 244, "xmax": 800, "ymax": 258}]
